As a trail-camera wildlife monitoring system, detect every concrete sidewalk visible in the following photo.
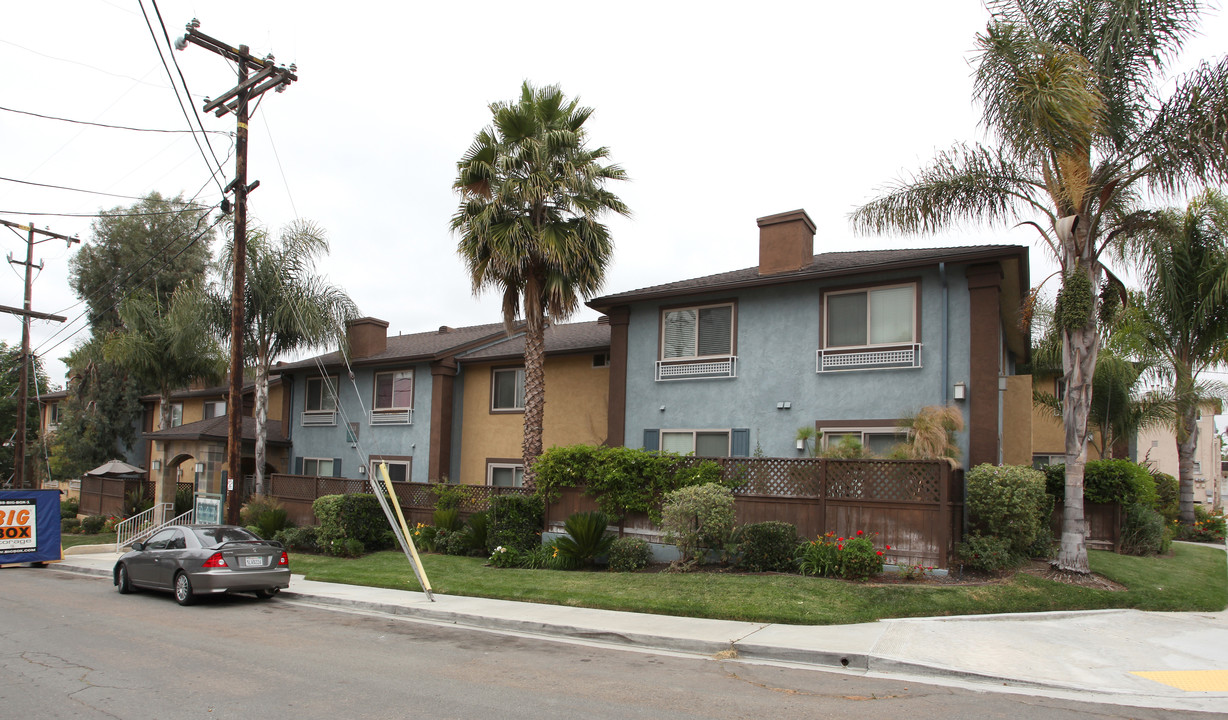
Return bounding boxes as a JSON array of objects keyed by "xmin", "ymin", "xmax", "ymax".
[{"xmin": 51, "ymin": 545, "xmax": 1228, "ymax": 713}]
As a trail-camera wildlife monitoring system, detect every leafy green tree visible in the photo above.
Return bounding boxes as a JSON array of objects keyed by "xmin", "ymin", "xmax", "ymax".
[
  {"xmin": 49, "ymin": 341, "xmax": 143, "ymax": 480},
  {"xmin": 1114, "ymin": 189, "xmax": 1228, "ymax": 525},
  {"xmin": 54, "ymin": 191, "xmax": 216, "ymax": 479},
  {"xmin": 213, "ymin": 220, "xmax": 359, "ymax": 495},
  {"xmin": 104, "ymin": 287, "xmax": 225, "ymax": 431},
  {"xmin": 0, "ymin": 342, "xmax": 49, "ymax": 485},
  {"xmin": 69, "ymin": 192, "xmax": 215, "ymax": 331},
  {"xmin": 452, "ymin": 81, "xmax": 629, "ymax": 486},
  {"xmin": 851, "ymin": 0, "xmax": 1228, "ymax": 573}
]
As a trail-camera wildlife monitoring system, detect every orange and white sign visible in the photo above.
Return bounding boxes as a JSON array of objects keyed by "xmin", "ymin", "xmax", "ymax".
[{"xmin": 0, "ymin": 499, "xmax": 37, "ymax": 552}]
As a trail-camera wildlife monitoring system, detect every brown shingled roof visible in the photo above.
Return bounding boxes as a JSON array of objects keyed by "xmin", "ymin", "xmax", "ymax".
[
  {"xmin": 143, "ymin": 415, "xmax": 289, "ymax": 446},
  {"xmin": 276, "ymin": 322, "xmax": 510, "ymax": 371},
  {"xmin": 589, "ymin": 245, "xmax": 1027, "ymax": 308},
  {"xmin": 459, "ymin": 320, "xmax": 610, "ymax": 362}
]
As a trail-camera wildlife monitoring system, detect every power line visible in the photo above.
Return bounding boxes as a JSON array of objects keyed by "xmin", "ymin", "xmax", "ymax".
[
  {"xmin": 0, "ymin": 104, "xmax": 231, "ymax": 135},
  {"xmin": 136, "ymin": 1, "xmax": 226, "ymax": 196},
  {"xmin": 149, "ymin": 1, "xmax": 229, "ymax": 182},
  {"xmin": 0, "ymin": 175, "xmax": 214, "ymax": 205}
]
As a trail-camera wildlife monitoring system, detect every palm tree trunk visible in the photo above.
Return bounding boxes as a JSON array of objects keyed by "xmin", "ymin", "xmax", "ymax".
[
  {"xmin": 254, "ymin": 356, "xmax": 269, "ymax": 497},
  {"xmin": 1055, "ymin": 253, "xmax": 1098, "ymax": 574},
  {"xmin": 521, "ymin": 320, "xmax": 546, "ymax": 488},
  {"xmin": 159, "ymin": 390, "xmax": 172, "ymax": 432},
  {"xmin": 1175, "ymin": 381, "xmax": 1198, "ymax": 526}
]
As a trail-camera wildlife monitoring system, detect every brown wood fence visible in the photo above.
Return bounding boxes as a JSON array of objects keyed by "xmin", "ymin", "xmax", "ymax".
[
  {"xmin": 1051, "ymin": 502, "xmax": 1122, "ymax": 551},
  {"xmin": 78, "ymin": 478, "xmax": 193, "ymax": 518}
]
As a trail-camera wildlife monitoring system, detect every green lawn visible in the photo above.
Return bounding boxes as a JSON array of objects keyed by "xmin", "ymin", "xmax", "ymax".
[
  {"xmin": 288, "ymin": 543, "xmax": 1228, "ymax": 625},
  {"xmin": 61, "ymin": 532, "xmax": 117, "ymax": 549}
]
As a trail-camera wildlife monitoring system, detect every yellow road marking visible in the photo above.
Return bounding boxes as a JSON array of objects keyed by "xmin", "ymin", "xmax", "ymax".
[{"xmin": 1131, "ymin": 670, "xmax": 1228, "ymax": 692}]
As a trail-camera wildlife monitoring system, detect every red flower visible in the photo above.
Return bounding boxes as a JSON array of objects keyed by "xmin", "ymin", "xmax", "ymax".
[
  {"xmin": 856, "ymin": 530, "xmax": 863, "ymax": 536},
  {"xmin": 885, "ymin": 545, "xmax": 891, "ymax": 550},
  {"xmin": 837, "ymin": 544, "xmax": 843, "ymax": 551},
  {"xmin": 876, "ymin": 551, "xmax": 883, "ymax": 556}
]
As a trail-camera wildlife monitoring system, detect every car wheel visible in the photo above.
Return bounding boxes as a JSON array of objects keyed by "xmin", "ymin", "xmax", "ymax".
[
  {"xmin": 173, "ymin": 572, "xmax": 196, "ymax": 606},
  {"xmin": 254, "ymin": 588, "xmax": 279, "ymax": 599},
  {"xmin": 116, "ymin": 564, "xmax": 133, "ymax": 594}
]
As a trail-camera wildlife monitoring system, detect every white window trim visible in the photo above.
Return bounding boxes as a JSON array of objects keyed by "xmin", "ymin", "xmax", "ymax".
[
  {"xmin": 819, "ymin": 427, "xmax": 910, "ymax": 451},
  {"xmin": 822, "ymin": 282, "xmax": 918, "ymax": 348},
  {"xmin": 491, "ymin": 367, "xmax": 525, "ymax": 412},
  {"xmin": 372, "ymin": 369, "xmax": 414, "ymax": 411},
  {"xmin": 303, "ymin": 457, "xmax": 335, "ymax": 477},
  {"xmin": 487, "ymin": 462, "xmax": 525, "ymax": 487},
  {"xmin": 370, "ymin": 459, "xmax": 413, "ymax": 483},
  {"xmin": 659, "ymin": 302, "xmax": 736, "ymax": 362},
  {"xmin": 170, "ymin": 402, "xmax": 184, "ymax": 428},
  {"xmin": 303, "ymin": 376, "xmax": 339, "ymax": 426},
  {"xmin": 660, "ymin": 429, "xmax": 732, "ymax": 457}
]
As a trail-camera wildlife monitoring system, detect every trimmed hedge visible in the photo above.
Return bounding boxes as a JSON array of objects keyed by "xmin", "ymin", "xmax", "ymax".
[
  {"xmin": 488, "ymin": 494, "xmax": 544, "ymax": 553},
  {"xmin": 1043, "ymin": 460, "xmax": 1158, "ymax": 507},
  {"xmin": 312, "ymin": 494, "xmax": 393, "ymax": 557},
  {"xmin": 736, "ymin": 521, "xmax": 799, "ymax": 572}
]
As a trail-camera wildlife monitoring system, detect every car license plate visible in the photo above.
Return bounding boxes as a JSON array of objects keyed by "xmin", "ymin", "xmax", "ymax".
[{"xmin": 243, "ymin": 556, "xmax": 265, "ymax": 567}]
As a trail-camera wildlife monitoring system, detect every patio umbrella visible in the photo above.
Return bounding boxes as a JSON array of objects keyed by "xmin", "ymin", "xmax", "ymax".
[{"xmin": 84, "ymin": 459, "xmax": 146, "ymax": 478}]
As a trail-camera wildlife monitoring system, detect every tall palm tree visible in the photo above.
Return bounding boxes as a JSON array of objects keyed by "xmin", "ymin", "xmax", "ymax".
[
  {"xmin": 851, "ymin": 0, "xmax": 1228, "ymax": 573},
  {"xmin": 452, "ymin": 81, "xmax": 629, "ymax": 486},
  {"xmin": 216, "ymin": 220, "xmax": 359, "ymax": 495},
  {"xmin": 105, "ymin": 287, "xmax": 226, "ymax": 431},
  {"xmin": 1115, "ymin": 190, "xmax": 1228, "ymax": 525}
]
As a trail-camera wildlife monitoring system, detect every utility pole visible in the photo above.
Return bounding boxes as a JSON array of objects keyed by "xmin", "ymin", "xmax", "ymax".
[
  {"xmin": 176, "ymin": 19, "xmax": 296, "ymax": 524},
  {"xmin": 2, "ymin": 218, "xmax": 76, "ymax": 488}
]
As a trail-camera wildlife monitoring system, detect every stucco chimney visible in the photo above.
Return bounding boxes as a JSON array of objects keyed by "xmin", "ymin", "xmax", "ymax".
[
  {"xmin": 757, "ymin": 209, "xmax": 816, "ymax": 275},
  {"xmin": 346, "ymin": 317, "xmax": 389, "ymax": 359}
]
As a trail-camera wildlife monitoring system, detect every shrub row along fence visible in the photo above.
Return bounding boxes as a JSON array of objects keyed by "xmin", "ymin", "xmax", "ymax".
[
  {"xmin": 268, "ymin": 457, "xmax": 963, "ymax": 569},
  {"xmin": 545, "ymin": 457, "xmax": 963, "ymax": 569}
]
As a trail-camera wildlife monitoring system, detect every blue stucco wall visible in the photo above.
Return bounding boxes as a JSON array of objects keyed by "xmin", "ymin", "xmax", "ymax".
[
  {"xmin": 621, "ymin": 265, "xmax": 979, "ymax": 459},
  {"xmin": 288, "ymin": 362, "xmax": 433, "ymax": 482}
]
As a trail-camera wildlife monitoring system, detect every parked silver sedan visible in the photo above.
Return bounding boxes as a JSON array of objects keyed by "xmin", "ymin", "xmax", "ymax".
[{"xmin": 113, "ymin": 524, "xmax": 290, "ymax": 605}]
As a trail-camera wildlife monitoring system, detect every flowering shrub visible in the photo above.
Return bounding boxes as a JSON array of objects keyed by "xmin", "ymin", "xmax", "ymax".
[
  {"xmin": 896, "ymin": 563, "xmax": 937, "ymax": 581},
  {"xmin": 796, "ymin": 530, "xmax": 888, "ymax": 581},
  {"xmin": 488, "ymin": 545, "xmax": 521, "ymax": 568},
  {"xmin": 103, "ymin": 515, "xmax": 122, "ymax": 533},
  {"xmin": 1173, "ymin": 507, "xmax": 1226, "ymax": 543},
  {"xmin": 410, "ymin": 523, "xmax": 439, "ymax": 552}
]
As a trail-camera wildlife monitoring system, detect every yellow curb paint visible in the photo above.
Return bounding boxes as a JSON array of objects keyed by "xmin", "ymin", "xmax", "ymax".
[{"xmin": 1131, "ymin": 670, "xmax": 1228, "ymax": 692}]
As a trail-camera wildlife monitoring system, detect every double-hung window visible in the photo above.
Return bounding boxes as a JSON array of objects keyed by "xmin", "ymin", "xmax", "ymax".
[
  {"xmin": 660, "ymin": 430, "xmax": 732, "ymax": 457},
  {"xmin": 203, "ymin": 400, "xmax": 225, "ymax": 419},
  {"xmin": 303, "ymin": 376, "xmax": 338, "ymax": 426},
  {"xmin": 170, "ymin": 403, "xmax": 184, "ymax": 428},
  {"xmin": 371, "ymin": 369, "xmax": 413, "ymax": 424},
  {"xmin": 819, "ymin": 283, "xmax": 919, "ymax": 371},
  {"xmin": 491, "ymin": 367, "xmax": 525, "ymax": 412},
  {"xmin": 658, "ymin": 302, "xmax": 736, "ymax": 380}
]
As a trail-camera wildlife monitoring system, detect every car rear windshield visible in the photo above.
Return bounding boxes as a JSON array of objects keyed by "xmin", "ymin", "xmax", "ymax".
[{"xmin": 192, "ymin": 527, "xmax": 261, "ymax": 547}]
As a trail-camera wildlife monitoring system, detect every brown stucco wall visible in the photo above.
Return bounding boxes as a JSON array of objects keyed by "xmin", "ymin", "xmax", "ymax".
[{"xmin": 458, "ymin": 354, "xmax": 609, "ymax": 485}]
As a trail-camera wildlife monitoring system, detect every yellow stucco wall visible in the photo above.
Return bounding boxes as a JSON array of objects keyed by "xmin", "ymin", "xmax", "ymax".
[
  {"xmin": 458, "ymin": 354, "xmax": 608, "ymax": 485},
  {"xmin": 1002, "ymin": 375, "xmax": 1033, "ymax": 465},
  {"xmin": 1031, "ymin": 373, "xmax": 1108, "ymax": 461}
]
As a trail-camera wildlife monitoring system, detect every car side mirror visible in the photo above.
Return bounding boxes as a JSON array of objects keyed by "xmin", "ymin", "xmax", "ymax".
[{"xmin": 131, "ymin": 541, "xmax": 145, "ymax": 551}]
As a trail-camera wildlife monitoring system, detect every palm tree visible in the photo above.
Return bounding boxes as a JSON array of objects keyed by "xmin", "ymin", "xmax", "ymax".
[
  {"xmin": 1115, "ymin": 190, "xmax": 1228, "ymax": 525},
  {"xmin": 851, "ymin": 0, "xmax": 1228, "ymax": 573},
  {"xmin": 216, "ymin": 219, "xmax": 359, "ymax": 495},
  {"xmin": 104, "ymin": 287, "xmax": 226, "ymax": 431},
  {"xmin": 452, "ymin": 81, "xmax": 629, "ymax": 486}
]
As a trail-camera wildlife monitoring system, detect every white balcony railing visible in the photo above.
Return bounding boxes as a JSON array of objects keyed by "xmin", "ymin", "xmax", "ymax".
[
  {"xmin": 656, "ymin": 356, "xmax": 737, "ymax": 381},
  {"xmin": 817, "ymin": 343, "xmax": 922, "ymax": 372},
  {"xmin": 370, "ymin": 409, "xmax": 412, "ymax": 425},
  {"xmin": 301, "ymin": 411, "xmax": 338, "ymax": 427}
]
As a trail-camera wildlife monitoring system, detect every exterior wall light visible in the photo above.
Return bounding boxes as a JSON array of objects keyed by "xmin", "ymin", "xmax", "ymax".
[{"xmin": 953, "ymin": 382, "xmax": 967, "ymax": 401}]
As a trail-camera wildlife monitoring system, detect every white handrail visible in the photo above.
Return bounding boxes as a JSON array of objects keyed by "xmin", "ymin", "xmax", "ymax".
[
  {"xmin": 115, "ymin": 503, "xmax": 170, "ymax": 552},
  {"xmin": 114, "ymin": 505, "xmax": 198, "ymax": 551}
]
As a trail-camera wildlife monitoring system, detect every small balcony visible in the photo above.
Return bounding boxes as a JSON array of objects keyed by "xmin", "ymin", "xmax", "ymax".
[
  {"xmin": 656, "ymin": 356, "xmax": 737, "ymax": 381},
  {"xmin": 817, "ymin": 343, "xmax": 922, "ymax": 372}
]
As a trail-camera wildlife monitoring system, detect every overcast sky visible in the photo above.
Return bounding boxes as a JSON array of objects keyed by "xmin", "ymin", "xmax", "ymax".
[{"xmin": 3, "ymin": 1, "xmax": 1226, "ymax": 391}]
